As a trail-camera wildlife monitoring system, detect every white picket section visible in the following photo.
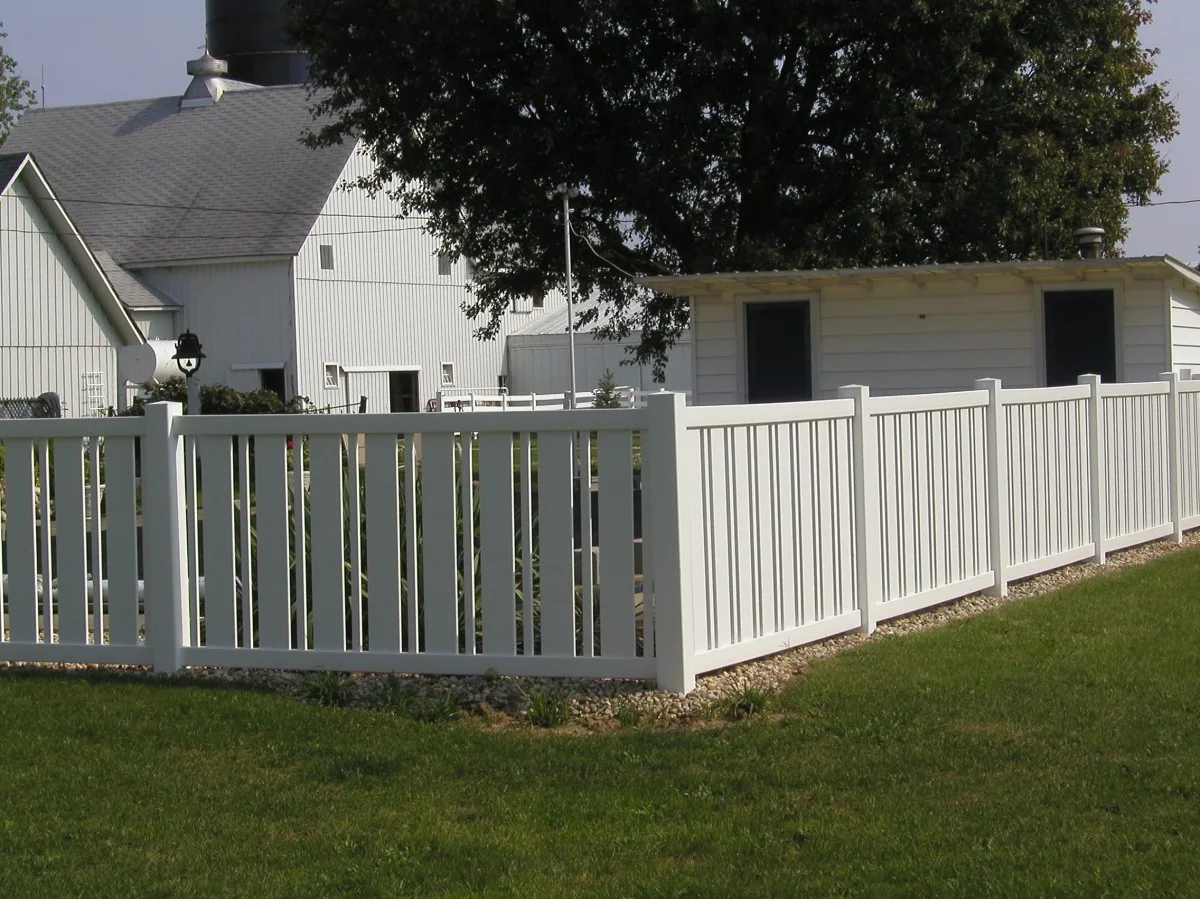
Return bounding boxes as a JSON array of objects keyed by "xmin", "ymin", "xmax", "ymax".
[
  {"xmin": 1003, "ymin": 386, "xmax": 1094, "ymax": 579},
  {"xmin": 2, "ymin": 376, "xmax": 1197, "ymax": 691},
  {"xmin": 681, "ymin": 400, "xmax": 859, "ymax": 674},
  {"xmin": 1101, "ymin": 385, "xmax": 1172, "ymax": 551},
  {"xmin": 873, "ymin": 397, "xmax": 993, "ymax": 619},
  {"xmin": 1179, "ymin": 381, "xmax": 1200, "ymax": 526}
]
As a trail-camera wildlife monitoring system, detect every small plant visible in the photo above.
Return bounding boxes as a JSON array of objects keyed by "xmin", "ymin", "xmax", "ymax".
[
  {"xmin": 707, "ymin": 686, "xmax": 774, "ymax": 721},
  {"xmin": 300, "ymin": 671, "xmax": 351, "ymax": 707},
  {"xmin": 525, "ymin": 689, "xmax": 572, "ymax": 728},
  {"xmin": 592, "ymin": 369, "xmax": 624, "ymax": 409},
  {"xmin": 381, "ymin": 678, "xmax": 461, "ymax": 723},
  {"xmin": 614, "ymin": 700, "xmax": 646, "ymax": 728}
]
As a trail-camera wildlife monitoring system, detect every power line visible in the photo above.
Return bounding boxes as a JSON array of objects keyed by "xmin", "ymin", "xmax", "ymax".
[
  {"xmin": 0, "ymin": 192, "xmax": 430, "ymax": 220},
  {"xmin": 569, "ymin": 219, "xmax": 643, "ymax": 283},
  {"xmin": 0, "ymin": 224, "xmax": 433, "ymax": 241},
  {"xmin": 1129, "ymin": 197, "xmax": 1200, "ymax": 208}
]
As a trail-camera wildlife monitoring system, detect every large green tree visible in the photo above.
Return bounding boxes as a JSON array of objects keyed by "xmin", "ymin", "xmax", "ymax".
[
  {"xmin": 288, "ymin": 0, "xmax": 1178, "ymax": 369},
  {"xmin": 0, "ymin": 23, "xmax": 36, "ymax": 145}
]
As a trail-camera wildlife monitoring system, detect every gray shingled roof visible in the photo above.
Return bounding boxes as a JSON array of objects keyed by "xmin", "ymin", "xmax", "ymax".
[
  {"xmin": 93, "ymin": 250, "xmax": 181, "ymax": 309},
  {"xmin": 2, "ymin": 86, "xmax": 356, "ymax": 266},
  {"xmin": 0, "ymin": 153, "xmax": 27, "ymax": 193}
]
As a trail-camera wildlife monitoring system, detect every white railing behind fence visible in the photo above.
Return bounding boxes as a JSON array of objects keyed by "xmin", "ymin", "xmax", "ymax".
[{"xmin": 1, "ymin": 374, "xmax": 1196, "ymax": 693}]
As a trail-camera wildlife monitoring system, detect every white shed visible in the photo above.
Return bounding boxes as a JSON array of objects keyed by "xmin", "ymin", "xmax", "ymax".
[
  {"xmin": 505, "ymin": 300, "xmax": 693, "ymax": 397},
  {"xmin": 0, "ymin": 153, "xmax": 143, "ymax": 416},
  {"xmin": 641, "ymin": 256, "xmax": 1200, "ymax": 404}
]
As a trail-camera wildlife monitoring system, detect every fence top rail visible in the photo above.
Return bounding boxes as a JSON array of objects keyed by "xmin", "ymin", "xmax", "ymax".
[
  {"xmin": 680, "ymin": 397, "xmax": 854, "ymax": 429},
  {"xmin": 0, "ymin": 417, "xmax": 145, "ymax": 440},
  {"xmin": 1001, "ymin": 384, "xmax": 1091, "ymax": 405},
  {"xmin": 175, "ymin": 407, "xmax": 652, "ymax": 438},
  {"xmin": 1181, "ymin": 379, "xmax": 1200, "ymax": 395},
  {"xmin": 869, "ymin": 389, "xmax": 988, "ymax": 415},
  {"xmin": 1100, "ymin": 380, "xmax": 1170, "ymax": 398}
]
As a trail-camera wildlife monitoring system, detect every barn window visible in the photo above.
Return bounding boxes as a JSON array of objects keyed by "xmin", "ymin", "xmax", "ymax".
[
  {"xmin": 532, "ymin": 290, "xmax": 545, "ymax": 308},
  {"xmin": 438, "ymin": 253, "xmax": 454, "ymax": 276},
  {"xmin": 324, "ymin": 364, "xmax": 340, "ymax": 389},
  {"xmin": 319, "ymin": 244, "xmax": 335, "ymax": 270},
  {"xmin": 441, "ymin": 362, "xmax": 455, "ymax": 386}
]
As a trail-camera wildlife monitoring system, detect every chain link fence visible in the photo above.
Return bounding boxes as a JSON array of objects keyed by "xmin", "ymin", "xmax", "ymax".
[{"xmin": 0, "ymin": 392, "xmax": 63, "ymax": 420}]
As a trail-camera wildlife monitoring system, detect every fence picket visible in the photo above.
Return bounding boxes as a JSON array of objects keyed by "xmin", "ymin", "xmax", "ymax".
[
  {"xmin": 4, "ymin": 439, "xmax": 38, "ymax": 642},
  {"xmin": 255, "ymin": 435, "xmax": 291, "ymax": 650},
  {"xmin": 537, "ymin": 432, "xmax": 575, "ymax": 656},
  {"xmin": 55, "ymin": 439, "xmax": 88, "ymax": 645},
  {"xmin": 421, "ymin": 433, "xmax": 458, "ymax": 654},
  {"xmin": 309, "ymin": 435, "xmax": 346, "ymax": 652},
  {"xmin": 366, "ymin": 434, "xmax": 402, "ymax": 653},
  {"xmin": 479, "ymin": 432, "xmax": 517, "ymax": 655},
  {"xmin": 597, "ymin": 430, "xmax": 635, "ymax": 657},
  {"xmin": 104, "ymin": 437, "xmax": 140, "ymax": 646},
  {"xmin": 198, "ymin": 436, "xmax": 237, "ymax": 648}
]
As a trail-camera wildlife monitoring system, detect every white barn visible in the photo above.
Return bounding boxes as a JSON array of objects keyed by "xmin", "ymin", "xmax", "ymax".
[
  {"xmin": 3, "ymin": 56, "xmax": 564, "ymax": 413},
  {"xmin": 642, "ymin": 256, "xmax": 1200, "ymax": 404},
  {"xmin": 0, "ymin": 153, "xmax": 143, "ymax": 416}
]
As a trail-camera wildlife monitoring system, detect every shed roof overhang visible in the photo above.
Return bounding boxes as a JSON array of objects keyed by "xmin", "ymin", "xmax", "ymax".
[{"xmin": 639, "ymin": 256, "xmax": 1200, "ymax": 297}]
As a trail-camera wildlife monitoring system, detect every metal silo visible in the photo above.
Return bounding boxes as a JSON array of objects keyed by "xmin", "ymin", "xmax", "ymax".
[{"xmin": 205, "ymin": 0, "xmax": 309, "ymax": 86}]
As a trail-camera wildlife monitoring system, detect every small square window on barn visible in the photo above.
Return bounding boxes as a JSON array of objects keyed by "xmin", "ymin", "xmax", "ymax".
[
  {"xmin": 319, "ymin": 244, "xmax": 335, "ymax": 270},
  {"xmin": 438, "ymin": 253, "xmax": 454, "ymax": 277},
  {"xmin": 324, "ymin": 364, "xmax": 340, "ymax": 390},
  {"xmin": 441, "ymin": 362, "xmax": 455, "ymax": 386}
]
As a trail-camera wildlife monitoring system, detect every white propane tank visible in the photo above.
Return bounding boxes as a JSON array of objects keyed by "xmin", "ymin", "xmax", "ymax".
[{"xmin": 119, "ymin": 341, "xmax": 180, "ymax": 384}]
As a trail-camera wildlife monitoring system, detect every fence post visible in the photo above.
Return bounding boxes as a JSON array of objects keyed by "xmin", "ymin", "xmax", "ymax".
[
  {"xmin": 976, "ymin": 379, "xmax": 1009, "ymax": 597},
  {"xmin": 142, "ymin": 401, "xmax": 189, "ymax": 672},
  {"xmin": 646, "ymin": 392, "xmax": 695, "ymax": 693},
  {"xmin": 839, "ymin": 385, "xmax": 880, "ymax": 634},
  {"xmin": 1161, "ymin": 371, "xmax": 1184, "ymax": 543},
  {"xmin": 1079, "ymin": 374, "xmax": 1107, "ymax": 565}
]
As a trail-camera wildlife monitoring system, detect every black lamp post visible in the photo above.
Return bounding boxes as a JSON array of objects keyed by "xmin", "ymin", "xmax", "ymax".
[{"xmin": 172, "ymin": 331, "xmax": 206, "ymax": 414}]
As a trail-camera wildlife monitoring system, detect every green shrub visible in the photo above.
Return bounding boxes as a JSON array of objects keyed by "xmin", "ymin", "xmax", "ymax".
[{"xmin": 707, "ymin": 686, "xmax": 774, "ymax": 721}]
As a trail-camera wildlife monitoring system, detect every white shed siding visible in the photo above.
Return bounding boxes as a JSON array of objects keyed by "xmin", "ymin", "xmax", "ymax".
[
  {"xmin": 293, "ymin": 148, "xmax": 564, "ymax": 406},
  {"xmin": 506, "ymin": 332, "xmax": 693, "ymax": 396},
  {"xmin": 817, "ymin": 279, "xmax": 1037, "ymax": 397},
  {"xmin": 692, "ymin": 296, "xmax": 739, "ymax": 404},
  {"xmin": 0, "ymin": 180, "xmax": 122, "ymax": 415},
  {"xmin": 687, "ymin": 269, "xmax": 1180, "ymax": 406},
  {"xmin": 135, "ymin": 260, "xmax": 295, "ymax": 394},
  {"xmin": 1122, "ymin": 280, "xmax": 1168, "ymax": 382},
  {"xmin": 1169, "ymin": 283, "xmax": 1200, "ymax": 373}
]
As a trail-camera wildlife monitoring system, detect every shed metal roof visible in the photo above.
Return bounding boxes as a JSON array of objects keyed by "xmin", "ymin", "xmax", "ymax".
[
  {"xmin": 2, "ymin": 86, "xmax": 356, "ymax": 267},
  {"xmin": 640, "ymin": 256, "xmax": 1200, "ymax": 296}
]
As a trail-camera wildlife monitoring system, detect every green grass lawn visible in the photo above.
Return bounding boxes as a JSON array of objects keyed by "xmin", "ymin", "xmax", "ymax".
[{"xmin": 2, "ymin": 551, "xmax": 1199, "ymax": 897}]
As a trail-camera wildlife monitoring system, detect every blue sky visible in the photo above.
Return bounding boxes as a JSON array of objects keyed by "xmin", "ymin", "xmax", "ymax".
[{"xmin": 3, "ymin": 0, "xmax": 1197, "ymax": 262}]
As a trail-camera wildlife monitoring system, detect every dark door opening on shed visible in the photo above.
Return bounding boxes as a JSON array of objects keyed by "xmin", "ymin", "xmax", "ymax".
[
  {"xmin": 745, "ymin": 301, "xmax": 812, "ymax": 403},
  {"xmin": 259, "ymin": 368, "xmax": 286, "ymax": 400},
  {"xmin": 1043, "ymin": 290, "xmax": 1117, "ymax": 386},
  {"xmin": 389, "ymin": 371, "xmax": 419, "ymax": 412}
]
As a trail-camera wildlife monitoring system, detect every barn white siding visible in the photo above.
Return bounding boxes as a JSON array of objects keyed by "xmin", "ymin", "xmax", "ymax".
[
  {"xmin": 1170, "ymin": 282, "xmax": 1200, "ymax": 373},
  {"xmin": 135, "ymin": 260, "xmax": 295, "ymax": 394},
  {"xmin": 131, "ymin": 309, "xmax": 180, "ymax": 341},
  {"xmin": 506, "ymin": 331, "xmax": 693, "ymax": 396},
  {"xmin": 292, "ymin": 148, "xmax": 564, "ymax": 409},
  {"xmin": 0, "ymin": 178, "xmax": 123, "ymax": 415}
]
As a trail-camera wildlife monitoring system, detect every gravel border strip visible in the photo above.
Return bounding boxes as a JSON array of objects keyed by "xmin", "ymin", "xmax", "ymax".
[{"xmin": 3, "ymin": 532, "xmax": 1197, "ymax": 728}]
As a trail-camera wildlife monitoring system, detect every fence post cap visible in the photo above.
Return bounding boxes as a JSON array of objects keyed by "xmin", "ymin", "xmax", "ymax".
[{"xmin": 1077, "ymin": 373, "xmax": 1102, "ymax": 386}]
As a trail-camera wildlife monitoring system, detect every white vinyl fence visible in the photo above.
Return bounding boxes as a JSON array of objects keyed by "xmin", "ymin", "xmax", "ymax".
[
  {"xmin": 0, "ymin": 374, "xmax": 1196, "ymax": 692},
  {"xmin": 435, "ymin": 386, "xmax": 689, "ymax": 411}
]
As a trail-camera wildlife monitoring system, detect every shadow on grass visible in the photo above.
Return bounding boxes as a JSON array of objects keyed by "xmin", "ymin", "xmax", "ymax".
[{"xmin": 0, "ymin": 665, "xmax": 289, "ymax": 697}]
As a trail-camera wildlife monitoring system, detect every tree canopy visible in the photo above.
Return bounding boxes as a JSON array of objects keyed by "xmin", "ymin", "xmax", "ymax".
[
  {"xmin": 288, "ymin": 0, "xmax": 1179, "ymax": 369},
  {"xmin": 0, "ymin": 23, "xmax": 36, "ymax": 145}
]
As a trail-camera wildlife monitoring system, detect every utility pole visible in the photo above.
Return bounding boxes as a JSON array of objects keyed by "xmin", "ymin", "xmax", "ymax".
[{"xmin": 548, "ymin": 184, "xmax": 580, "ymax": 406}]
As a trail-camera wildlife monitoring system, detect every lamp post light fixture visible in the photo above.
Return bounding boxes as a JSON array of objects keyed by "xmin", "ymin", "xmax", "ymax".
[
  {"xmin": 172, "ymin": 330, "xmax": 206, "ymax": 415},
  {"xmin": 547, "ymin": 184, "xmax": 580, "ymax": 407}
]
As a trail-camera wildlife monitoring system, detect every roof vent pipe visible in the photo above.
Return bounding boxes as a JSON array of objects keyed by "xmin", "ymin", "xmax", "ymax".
[{"xmin": 1073, "ymin": 227, "xmax": 1105, "ymax": 259}]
